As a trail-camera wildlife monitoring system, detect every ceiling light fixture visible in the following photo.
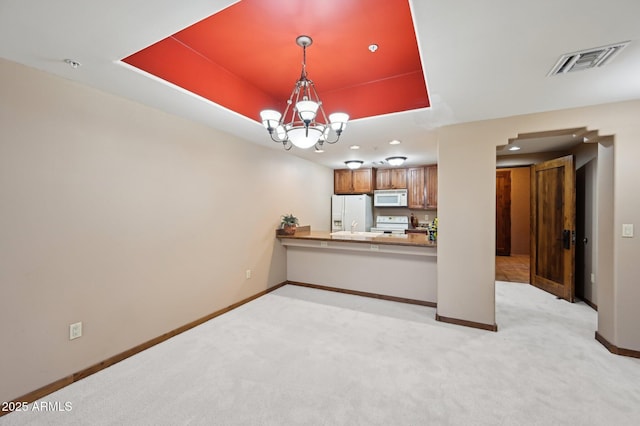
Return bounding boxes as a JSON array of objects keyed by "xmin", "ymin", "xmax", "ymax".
[
  {"xmin": 389, "ymin": 140, "xmax": 401, "ymax": 145},
  {"xmin": 368, "ymin": 44, "xmax": 379, "ymax": 53},
  {"xmin": 386, "ymin": 156, "xmax": 407, "ymax": 166},
  {"xmin": 260, "ymin": 35, "xmax": 349, "ymax": 151},
  {"xmin": 508, "ymin": 146, "xmax": 521, "ymax": 151},
  {"xmin": 345, "ymin": 160, "xmax": 364, "ymax": 170}
]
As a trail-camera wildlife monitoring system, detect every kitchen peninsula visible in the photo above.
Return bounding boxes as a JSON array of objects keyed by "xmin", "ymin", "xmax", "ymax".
[{"xmin": 277, "ymin": 229, "xmax": 437, "ymax": 306}]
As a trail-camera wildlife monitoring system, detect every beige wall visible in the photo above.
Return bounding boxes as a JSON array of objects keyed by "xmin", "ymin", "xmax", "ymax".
[
  {"xmin": 437, "ymin": 123, "xmax": 500, "ymax": 327},
  {"xmin": 0, "ymin": 58, "xmax": 333, "ymax": 402},
  {"xmin": 437, "ymin": 100, "xmax": 640, "ymax": 350}
]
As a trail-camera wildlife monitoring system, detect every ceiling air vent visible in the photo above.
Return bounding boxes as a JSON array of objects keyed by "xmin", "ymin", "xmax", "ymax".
[{"xmin": 548, "ymin": 41, "xmax": 630, "ymax": 76}]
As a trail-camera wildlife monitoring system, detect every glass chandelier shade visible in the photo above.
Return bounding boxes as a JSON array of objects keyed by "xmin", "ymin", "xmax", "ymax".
[{"xmin": 260, "ymin": 35, "xmax": 349, "ymax": 151}]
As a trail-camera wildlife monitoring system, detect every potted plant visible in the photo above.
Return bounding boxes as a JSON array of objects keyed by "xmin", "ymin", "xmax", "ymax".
[{"xmin": 280, "ymin": 213, "xmax": 299, "ymax": 235}]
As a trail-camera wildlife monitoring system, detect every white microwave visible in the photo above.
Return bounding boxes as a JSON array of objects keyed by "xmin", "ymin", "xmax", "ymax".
[{"xmin": 374, "ymin": 189, "xmax": 408, "ymax": 207}]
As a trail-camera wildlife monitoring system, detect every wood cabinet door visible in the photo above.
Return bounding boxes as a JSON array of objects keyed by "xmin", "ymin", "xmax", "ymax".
[
  {"xmin": 391, "ymin": 168, "xmax": 408, "ymax": 189},
  {"xmin": 352, "ymin": 168, "xmax": 374, "ymax": 193},
  {"xmin": 334, "ymin": 169, "xmax": 353, "ymax": 194},
  {"xmin": 407, "ymin": 167, "xmax": 426, "ymax": 209},
  {"xmin": 375, "ymin": 168, "xmax": 406, "ymax": 189},
  {"xmin": 425, "ymin": 165, "xmax": 438, "ymax": 209},
  {"xmin": 376, "ymin": 169, "xmax": 392, "ymax": 189}
]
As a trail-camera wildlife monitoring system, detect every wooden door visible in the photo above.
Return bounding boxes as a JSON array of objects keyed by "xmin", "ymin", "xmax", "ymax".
[
  {"xmin": 530, "ymin": 155, "xmax": 575, "ymax": 302},
  {"xmin": 496, "ymin": 170, "xmax": 511, "ymax": 256}
]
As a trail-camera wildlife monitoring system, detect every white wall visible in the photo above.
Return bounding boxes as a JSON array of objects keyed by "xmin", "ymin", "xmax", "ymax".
[{"xmin": 0, "ymin": 58, "xmax": 333, "ymax": 402}]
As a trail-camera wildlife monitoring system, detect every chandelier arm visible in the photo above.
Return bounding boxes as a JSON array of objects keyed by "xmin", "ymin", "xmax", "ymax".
[
  {"xmin": 323, "ymin": 134, "xmax": 340, "ymax": 144},
  {"xmin": 268, "ymin": 131, "xmax": 283, "ymax": 144},
  {"xmin": 283, "ymin": 140, "xmax": 293, "ymax": 151},
  {"xmin": 280, "ymin": 86, "xmax": 298, "ymax": 127},
  {"xmin": 308, "ymin": 83, "xmax": 326, "ymax": 116}
]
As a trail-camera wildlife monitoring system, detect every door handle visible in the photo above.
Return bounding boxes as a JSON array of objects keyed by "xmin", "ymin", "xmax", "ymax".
[{"xmin": 562, "ymin": 229, "xmax": 571, "ymax": 250}]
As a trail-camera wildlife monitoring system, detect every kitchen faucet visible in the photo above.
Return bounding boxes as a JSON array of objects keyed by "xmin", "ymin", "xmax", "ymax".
[{"xmin": 351, "ymin": 220, "xmax": 358, "ymax": 233}]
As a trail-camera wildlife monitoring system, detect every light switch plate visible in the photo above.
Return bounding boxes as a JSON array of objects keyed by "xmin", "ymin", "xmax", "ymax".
[{"xmin": 622, "ymin": 224, "xmax": 634, "ymax": 238}]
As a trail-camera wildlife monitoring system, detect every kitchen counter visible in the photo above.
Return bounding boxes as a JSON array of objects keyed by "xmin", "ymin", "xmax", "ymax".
[
  {"xmin": 276, "ymin": 230, "xmax": 436, "ymax": 248},
  {"xmin": 277, "ymin": 228, "xmax": 437, "ymax": 304}
]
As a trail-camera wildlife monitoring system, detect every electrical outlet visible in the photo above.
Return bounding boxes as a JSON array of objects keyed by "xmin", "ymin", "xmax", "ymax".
[
  {"xmin": 622, "ymin": 224, "xmax": 634, "ymax": 238},
  {"xmin": 424, "ymin": 215, "xmax": 429, "ymax": 221},
  {"xmin": 245, "ymin": 269, "xmax": 252, "ymax": 279},
  {"xmin": 69, "ymin": 322, "xmax": 82, "ymax": 340},
  {"xmin": 591, "ymin": 273, "xmax": 595, "ymax": 284},
  {"xmin": 370, "ymin": 244, "xmax": 379, "ymax": 251}
]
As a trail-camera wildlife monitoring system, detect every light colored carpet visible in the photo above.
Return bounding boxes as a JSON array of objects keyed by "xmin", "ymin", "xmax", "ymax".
[{"xmin": 2, "ymin": 282, "xmax": 640, "ymax": 425}]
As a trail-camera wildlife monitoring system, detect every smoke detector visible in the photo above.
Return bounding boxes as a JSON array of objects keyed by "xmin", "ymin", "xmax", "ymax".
[{"xmin": 548, "ymin": 41, "xmax": 629, "ymax": 76}]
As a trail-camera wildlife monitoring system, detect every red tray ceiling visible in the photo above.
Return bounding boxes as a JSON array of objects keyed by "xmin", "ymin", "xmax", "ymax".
[{"xmin": 123, "ymin": 0, "xmax": 429, "ymax": 122}]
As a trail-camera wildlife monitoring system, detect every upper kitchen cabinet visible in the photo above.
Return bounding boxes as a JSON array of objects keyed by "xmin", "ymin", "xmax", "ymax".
[
  {"xmin": 375, "ymin": 168, "xmax": 407, "ymax": 190},
  {"xmin": 407, "ymin": 167, "xmax": 426, "ymax": 209},
  {"xmin": 334, "ymin": 168, "xmax": 375, "ymax": 194},
  {"xmin": 407, "ymin": 165, "xmax": 437, "ymax": 209},
  {"xmin": 425, "ymin": 165, "xmax": 438, "ymax": 209}
]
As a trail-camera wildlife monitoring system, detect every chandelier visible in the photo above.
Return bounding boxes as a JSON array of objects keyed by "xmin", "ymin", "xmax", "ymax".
[{"xmin": 260, "ymin": 35, "xmax": 349, "ymax": 151}]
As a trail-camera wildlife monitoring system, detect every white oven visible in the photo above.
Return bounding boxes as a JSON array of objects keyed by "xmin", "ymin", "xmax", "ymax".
[
  {"xmin": 373, "ymin": 189, "xmax": 408, "ymax": 207},
  {"xmin": 370, "ymin": 215, "xmax": 409, "ymax": 234}
]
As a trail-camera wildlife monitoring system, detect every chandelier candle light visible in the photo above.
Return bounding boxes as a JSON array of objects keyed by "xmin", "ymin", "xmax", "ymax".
[{"xmin": 260, "ymin": 35, "xmax": 349, "ymax": 151}]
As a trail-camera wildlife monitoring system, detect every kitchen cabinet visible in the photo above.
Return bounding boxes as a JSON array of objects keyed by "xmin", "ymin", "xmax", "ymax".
[
  {"xmin": 407, "ymin": 167, "xmax": 426, "ymax": 209},
  {"xmin": 425, "ymin": 165, "xmax": 438, "ymax": 209},
  {"xmin": 334, "ymin": 168, "xmax": 375, "ymax": 194},
  {"xmin": 407, "ymin": 165, "xmax": 437, "ymax": 209},
  {"xmin": 375, "ymin": 168, "xmax": 407, "ymax": 190}
]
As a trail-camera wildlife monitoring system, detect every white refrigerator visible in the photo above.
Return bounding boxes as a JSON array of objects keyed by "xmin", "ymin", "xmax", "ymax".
[{"xmin": 331, "ymin": 194, "xmax": 373, "ymax": 232}]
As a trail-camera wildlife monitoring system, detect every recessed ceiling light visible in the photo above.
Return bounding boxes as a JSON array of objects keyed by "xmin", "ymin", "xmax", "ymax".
[
  {"xmin": 508, "ymin": 146, "xmax": 521, "ymax": 151},
  {"xmin": 368, "ymin": 44, "xmax": 379, "ymax": 53},
  {"xmin": 389, "ymin": 140, "xmax": 401, "ymax": 145},
  {"xmin": 350, "ymin": 145, "xmax": 360, "ymax": 150}
]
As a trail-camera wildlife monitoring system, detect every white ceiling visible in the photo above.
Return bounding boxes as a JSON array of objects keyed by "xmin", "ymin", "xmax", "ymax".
[{"xmin": 2, "ymin": 0, "xmax": 639, "ymax": 169}]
